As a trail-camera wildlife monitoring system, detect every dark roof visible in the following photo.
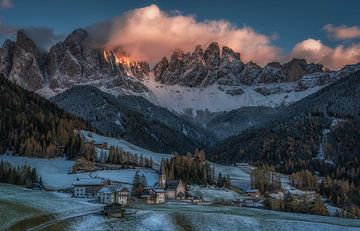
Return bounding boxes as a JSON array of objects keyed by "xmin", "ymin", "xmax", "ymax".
[
  {"xmin": 73, "ymin": 178, "xmax": 104, "ymax": 186},
  {"xmin": 165, "ymin": 180, "xmax": 180, "ymax": 190}
]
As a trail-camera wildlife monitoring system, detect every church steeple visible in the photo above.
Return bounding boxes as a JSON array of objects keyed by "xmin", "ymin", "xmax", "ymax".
[{"xmin": 158, "ymin": 159, "xmax": 166, "ymax": 189}]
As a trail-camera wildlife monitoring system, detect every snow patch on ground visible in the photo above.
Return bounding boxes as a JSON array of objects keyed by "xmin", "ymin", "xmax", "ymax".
[
  {"xmin": 81, "ymin": 130, "xmax": 172, "ymax": 166},
  {"xmin": 90, "ymin": 169, "xmax": 158, "ymax": 187},
  {"xmin": 0, "ymin": 155, "xmax": 157, "ymax": 190},
  {"xmin": 189, "ymin": 185, "xmax": 243, "ymax": 202}
]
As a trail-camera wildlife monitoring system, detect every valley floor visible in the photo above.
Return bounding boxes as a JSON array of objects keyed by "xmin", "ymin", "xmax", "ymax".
[{"xmin": 1, "ymin": 184, "xmax": 360, "ymax": 231}]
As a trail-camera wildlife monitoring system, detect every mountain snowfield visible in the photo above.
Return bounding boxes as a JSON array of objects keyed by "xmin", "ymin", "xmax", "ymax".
[
  {"xmin": 138, "ymin": 73, "xmax": 326, "ymax": 115},
  {"xmin": 36, "ymin": 70, "xmax": 327, "ymax": 116}
]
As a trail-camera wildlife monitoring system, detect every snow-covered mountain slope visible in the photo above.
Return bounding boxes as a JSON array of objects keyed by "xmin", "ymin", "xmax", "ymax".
[
  {"xmin": 140, "ymin": 74, "xmax": 327, "ymax": 115},
  {"xmin": 52, "ymin": 85, "xmax": 214, "ymax": 153}
]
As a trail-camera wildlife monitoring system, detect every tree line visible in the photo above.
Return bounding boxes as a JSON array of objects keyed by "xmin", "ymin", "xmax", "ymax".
[
  {"xmin": 0, "ymin": 160, "xmax": 40, "ymax": 186},
  {"xmin": 161, "ymin": 150, "xmax": 230, "ymax": 187},
  {"xmin": 250, "ymin": 165, "xmax": 281, "ymax": 193},
  {"xmin": 106, "ymin": 146, "xmax": 153, "ymax": 168}
]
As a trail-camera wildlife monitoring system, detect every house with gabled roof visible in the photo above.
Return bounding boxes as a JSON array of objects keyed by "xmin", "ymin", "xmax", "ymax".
[
  {"xmin": 73, "ymin": 178, "xmax": 105, "ymax": 198},
  {"xmin": 140, "ymin": 188, "xmax": 165, "ymax": 204},
  {"xmin": 98, "ymin": 184, "xmax": 129, "ymax": 205}
]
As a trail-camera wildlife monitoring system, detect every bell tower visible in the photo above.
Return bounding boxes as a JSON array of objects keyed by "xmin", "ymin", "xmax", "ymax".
[{"xmin": 158, "ymin": 160, "xmax": 166, "ymax": 189}]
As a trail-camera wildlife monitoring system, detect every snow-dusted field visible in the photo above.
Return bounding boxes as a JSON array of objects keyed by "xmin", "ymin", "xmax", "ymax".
[
  {"xmin": 1, "ymin": 184, "xmax": 360, "ymax": 231},
  {"xmin": 81, "ymin": 130, "xmax": 172, "ymax": 166},
  {"xmin": 0, "ymin": 184, "xmax": 102, "ymax": 230},
  {"xmin": 0, "ymin": 155, "xmax": 158, "ymax": 190},
  {"xmin": 90, "ymin": 169, "xmax": 158, "ymax": 187},
  {"xmin": 189, "ymin": 185, "xmax": 244, "ymax": 202},
  {"xmin": 212, "ymin": 163, "xmax": 251, "ymax": 190}
]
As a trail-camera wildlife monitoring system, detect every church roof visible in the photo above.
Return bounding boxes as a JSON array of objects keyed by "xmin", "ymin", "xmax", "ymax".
[{"xmin": 166, "ymin": 180, "xmax": 181, "ymax": 190}]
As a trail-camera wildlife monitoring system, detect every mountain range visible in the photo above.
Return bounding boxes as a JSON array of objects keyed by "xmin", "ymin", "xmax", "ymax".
[
  {"xmin": 1, "ymin": 28, "xmax": 360, "ymax": 155},
  {"xmin": 1, "ymin": 29, "xmax": 355, "ymax": 114}
]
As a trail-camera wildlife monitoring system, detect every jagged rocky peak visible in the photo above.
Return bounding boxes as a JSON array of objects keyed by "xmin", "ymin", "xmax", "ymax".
[
  {"xmin": 46, "ymin": 28, "xmax": 151, "ymax": 89},
  {"xmin": 218, "ymin": 46, "xmax": 244, "ymax": 85},
  {"xmin": 16, "ymin": 30, "xmax": 40, "ymax": 58},
  {"xmin": 257, "ymin": 62, "xmax": 287, "ymax": 83},
  {"xmin": 283, "ymin": 58, "xmax": 326, "ymax": 82},
  {"xmin": 158, "ymin": 49, "xmax": 188, "ymax": 84},
  {"xmin": 204, "ymin": 42, "xmax": 220, "ymax": 68},
  {"xmin": 64, "ymin": 28, "xmax": 89, "ymax": 44},
  {"xmin": 153, "ymin": 56, "xmax": 169, "ymax": 81},
  {"xmin": 221, "ymin": 46, "xmax": 241, "ymax": 61},
  {"xmin": 63, "ymin": 28, "xmax": 89, "ymax": 59},
  {"xmin": 0, "ymin": 39, "xmax": 16, "ymax": 76},
  {"xmin": 239, "ymin": 61, "xmax": 263, "ymax": 85},
  {"xmin": 192, "ymin": 45, "xmax": 204, "ymax": 59},
  {"xmin": 154, "ymin": 43, "xmax": 247, "ymax": 86},
  {"xmin": 6, "ymin": 30, "xmax": 45, "ymax": 91}
]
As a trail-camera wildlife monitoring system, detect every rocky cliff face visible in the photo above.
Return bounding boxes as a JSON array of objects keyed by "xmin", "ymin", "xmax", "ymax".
[
  {"xmin": 0, "ymin": 29, "xmax": 150, "ymax": 93},
  {"xmin": 4, "ymin": 30, "xmax": 45, "ymax": 91},
  {"xmin": 47, "ymin": 29, "xmax": 150, "ymax": 91},
  {"xmin": 154, "ymin": 42, "xmax": 245, "ymax": 87},
  {"xmin": 152, "ymin": 43, "xmax": 329, "ymax": 87}
]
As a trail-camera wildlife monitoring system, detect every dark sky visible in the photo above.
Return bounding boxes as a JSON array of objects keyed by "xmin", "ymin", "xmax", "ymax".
[
  {"xmin": 1, "ymin": 0, "xmax": 360, "ymax": 68},
  {"xmin": 1, "ymin": 0, "xmax": 359, "ymax": 50}
]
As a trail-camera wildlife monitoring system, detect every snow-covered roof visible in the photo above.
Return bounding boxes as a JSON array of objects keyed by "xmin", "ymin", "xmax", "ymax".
[
  {"xmin": 73, "ymin": 178, "xmax": 104, "ymax": 186},
  {"xmin": 98, "ymin": 184, "xmax": 129, "ymax": 194},
  {"xmin": 98, "ymin": 186, "xmax": 112, "ymax": 193},
  {"xmin": 246, "ymin": 189, "xmax": 260, "ymax": 193},
  {"xmin": 152, "ymin": 188, "xmax": 165, "ymax": 193}
]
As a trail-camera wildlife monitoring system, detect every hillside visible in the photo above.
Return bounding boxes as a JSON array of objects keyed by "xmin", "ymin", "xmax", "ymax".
[
  {"xmin": 210, "ymin": 70, "xmax": 360, "ymax": 181},
  {"xmin": 0, "ymin": 74, "xmax": 91, "ymax": 158},
  {"xmin": 51, "ymin": 86, "xmax": 212, "ymax": 153}
]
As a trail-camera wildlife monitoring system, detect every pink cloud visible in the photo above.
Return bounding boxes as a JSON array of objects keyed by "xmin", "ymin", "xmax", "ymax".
[
  {"xmin": 1, "ymin": 0, "xmax": 13, "ymax": 9},
  {"xmin": 290, "ymin": 39, "xmax": 360, "ymax": 70},
  {"xmin": 324, "ymin": 24, "xmax": 360, "ymax": 40},
  {"xmin": 105, "ymin": 4, "xmax": 281, "ymax": 65}
]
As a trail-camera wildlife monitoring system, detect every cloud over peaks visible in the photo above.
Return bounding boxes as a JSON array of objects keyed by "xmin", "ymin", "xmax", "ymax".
[
  {"xmin": 290, "ymin": 39, "xmax": 360, "ymax": 69},
  {"xmin": 324, "ymin": 24, "xmax": 360, "ymax": 40},
  {"xmin": 99, "ymin": 4, "xmax": 281, "ymax": 65}
]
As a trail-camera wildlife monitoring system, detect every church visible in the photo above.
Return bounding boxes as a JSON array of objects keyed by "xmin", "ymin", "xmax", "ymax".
[{"xmin": 158, "ymin": 164, "xmax": 186, "ymax": 200}]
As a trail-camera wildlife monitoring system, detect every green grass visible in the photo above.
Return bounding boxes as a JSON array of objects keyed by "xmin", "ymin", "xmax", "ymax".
[
  {"xmin": 7, "ymin": 214, "xmax": 54, "ymax": 231},
  {"xmin": 173, "ymin": 213, "xmax": 196, "ymax": 231},
  {"xmin": 0, "ymin": 199, "xmax": 44, "ymax": 231}
]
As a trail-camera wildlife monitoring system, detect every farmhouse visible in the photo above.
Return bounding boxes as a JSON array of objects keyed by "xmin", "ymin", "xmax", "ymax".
[
  {"xmin": 98, "ymin": 185, "xmax": 129, "ymax": 205},
  {"xmin": 73, "ymin": 178, "xmax": 105, "ymax": 198},
  {"xmin": 246, "ymin": 189, "xmax": 261, "ymax": 198},
  {"xmin": 140, "ymin": 188, "xmax": 166, "ymax": 204}
]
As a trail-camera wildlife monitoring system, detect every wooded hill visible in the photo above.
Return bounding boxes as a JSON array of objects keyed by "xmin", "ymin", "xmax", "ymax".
[
  {"xmin": 0, "ymin": 74, "xmax": 93, "ymax": 158},
  {"xmin": 210, "ymin": 71, "xmax": 360, "ymax": 210}
]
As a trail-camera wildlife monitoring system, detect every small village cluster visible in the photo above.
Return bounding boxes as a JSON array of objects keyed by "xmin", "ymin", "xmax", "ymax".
[{"xmin": 72, "ymin": 169, "xmax": 202, "ymax": 207}]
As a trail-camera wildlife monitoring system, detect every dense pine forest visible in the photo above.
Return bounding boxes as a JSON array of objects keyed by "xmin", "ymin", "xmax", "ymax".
[
  {"xmin": 0, "ymin": 74, "xmax": 93, "ymax": 159},
  {"xmin": 160, "ymin": 150, "xmax": 230, "ymax": 187},
  {"xmin": 0, "ymin": 160, "xmax": 40, "ymax": 186},
  {"xmin": 106, "ymin": 146, "xmax": 154, "ymax": 168}
]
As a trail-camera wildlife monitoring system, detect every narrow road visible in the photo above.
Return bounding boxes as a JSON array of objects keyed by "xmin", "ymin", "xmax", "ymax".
[{"xmin": 27, "ymin": 208, "xmax": 102, "ymax": 231}]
